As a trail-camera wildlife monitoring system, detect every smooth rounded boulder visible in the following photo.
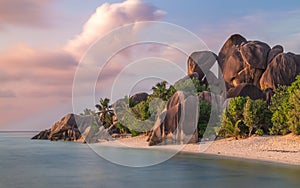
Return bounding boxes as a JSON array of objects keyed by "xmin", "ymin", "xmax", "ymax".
[
  {"xmin": 218, "ymin": 34, "xmax": 247, "ymax": 70},
  {"xmin": 219, "ymin": 35, "xmax": 271, "ymax": 89},
  {"xmin": 260, "ymin": 53, "xmax": 298, "ymax": 89},
  {"xmin": 147, "ymin": 91, "xmax": 198, "ymax": 146},
  {"xmin": 129, "ymin": 92, "xmax": 148, "ymax": 107},
  {"xmin": 240, "ymin": 41, "xmax": 270, "ymax": 69},
  {"xmin": 187, "ymin": 51, "xmax": 218, "ymax": 84},
  {"xmin": 221, "ymin": 47, "xmax": 244, "ymax": 88},
  {"xmin": 239, "ymin": 41, "xmax": 270, "ymax": 87},
  {"xmin": 267, "ymin": 45, "xmax": 284, "ymax": 64}
]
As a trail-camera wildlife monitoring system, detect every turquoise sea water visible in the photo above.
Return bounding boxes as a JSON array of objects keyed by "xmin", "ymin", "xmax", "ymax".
[{"xmin": 0, "ymin": 132, "xmax": 300, "ymax": 188}]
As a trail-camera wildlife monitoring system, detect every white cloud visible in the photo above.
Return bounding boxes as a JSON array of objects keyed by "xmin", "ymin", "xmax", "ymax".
[{"xmin": 64, "ymin": 0, "xmax": 166, "ymax": 59}]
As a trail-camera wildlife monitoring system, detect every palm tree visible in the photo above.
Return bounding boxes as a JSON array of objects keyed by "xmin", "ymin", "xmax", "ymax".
[
  {"xmin": 151, "ymin": 81, "xmax": 174, "ymax": 101},
  {"xmin": 95, "ymin": 98, "xmax": 114, "ymax": 128}
]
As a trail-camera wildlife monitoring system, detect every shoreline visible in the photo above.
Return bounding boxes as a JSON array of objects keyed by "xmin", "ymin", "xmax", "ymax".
[{"xmin": 95, "ymin": 134, "xmax": 300, "ymax": 166}]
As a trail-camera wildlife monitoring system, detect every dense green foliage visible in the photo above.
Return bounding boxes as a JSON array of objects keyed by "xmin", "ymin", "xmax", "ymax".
[
  {"xmin": 269, "ymin": 76, "xmax": 300, "ymax": 135},
  {"xmin": 243, "ymin": 98, "xmax": 272, "ymax": 136},
  {"xmin": 286, "ymin": 76, "xmax": 300, "ymax": 135},
  {"xmin": 268, "ymin": 85, "xmax": 290, "ymax": 135},
  {"xmin": 219, "ymin": 97, "xmax": 247, "ymax": 139},
  {"xmin": 91, "ymin": 76, "xmax": 300, "ymax": 139},
  {"xmin": 117, "ymin": 78, "xmax": 209, "ymax": 136},
  {"xmin": 114, "ymin": 122, "xmax": 130, "ymax": 134},
  {"xmin": 174, "ymin": 77, "xmax": 208, "ymax": 95},
  {"xmin": 198, "ymin": 101, "xmax": 211, "ymax": 138},
  {"xmin": 130, "ymin": 101, "xmax": 151, "ymax": 121},
  {"xmin": 219, "ymin": 97, "xmax": 272, "ymax": 138},
  {"xmin": 218, "ymin": 76, "xmax": 300, "ymax": 138}
]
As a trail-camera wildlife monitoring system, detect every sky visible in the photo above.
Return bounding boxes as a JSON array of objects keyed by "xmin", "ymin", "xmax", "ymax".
[{"xmin": 1, "ymin": 0, "xmax": 300, "ymax": 131}]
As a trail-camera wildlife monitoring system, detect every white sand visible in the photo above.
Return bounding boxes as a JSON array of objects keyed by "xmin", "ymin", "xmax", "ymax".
[{"xmin": 96, "ymin": 134, "xmax": 300, "ymax": 166}]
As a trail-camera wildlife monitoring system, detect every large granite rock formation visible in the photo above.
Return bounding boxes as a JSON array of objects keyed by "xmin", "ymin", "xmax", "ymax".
[
  {"xmin": 187, "ymin": 34, "xmax": 300, "ymax": 100},
  {"xmin": 218, "ymin": 34, "xmax": 247, "ymax": 70},
  {"xmin": 267, "ymin": 45, "xmax": 284, "ymax": 64},
  {"xmin": 147, "ymin": 91, "xmax": 198, "ymax": 146},
  {"xmin": 226, "ymin": 83, "xmax": 265, "ymax": 100},
  {"xmin": 34, "ymin": 34, "xmax": 300, "ymax": 147},
  {"xmin": 32, "ymin": 113, "xmax": 111, "ymax": 143},
  {"xmin": 260, "ymin": 53, "xmax": 300, "ymax": 89},
  {"xmin": 218, "ymin": 35, "xmax": 271, "ymax": 89}
]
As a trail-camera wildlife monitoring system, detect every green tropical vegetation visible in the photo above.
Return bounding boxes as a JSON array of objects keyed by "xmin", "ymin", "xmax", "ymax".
[
  {"xmin": 243, "ymin": 97, "xmax": 272, "ymax": 136},
  {"xmin": 219, "ymin": 96, "xmax": 272, "ymax": 139},
  {"xmin": 268, "ymin": 85, "xmax": 290, "ymax": 135},
  {"xmin": 95, "ymin": 98, "xmax": 114, "ymax": 129},
  {"xmin": 173, "ymin": 77, "xmax": 208, "ymax": 95},
  {"xmin": 148, "ymin": 81, "xmax": 176, "ymax": 101},
  {"xmin": 116, "ymin": 78, "xmax": 209, "ymax": 136},
  {"xmin": 219, "ymin": 97, "xmax": 247, "ymax": 139},
  {"xmin": 219, "ymin": 76, "xmax": 300, "ymax": 138},
  {"xmin": 269, "ymin": 76, "xmax": 300, "ymax": 135},
  {"xmin": 198, "ymin": 100, "xmax": 211, "ymax": 138},
  {"xmin": 82, "ymin": 76, "xmax": 300, "ymax": 139}
]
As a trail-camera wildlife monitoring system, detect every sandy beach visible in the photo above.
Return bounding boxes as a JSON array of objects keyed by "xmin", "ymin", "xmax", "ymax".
[{"xmin": 97, "ymin": 134, "xmax": 300, "ymax": 166}]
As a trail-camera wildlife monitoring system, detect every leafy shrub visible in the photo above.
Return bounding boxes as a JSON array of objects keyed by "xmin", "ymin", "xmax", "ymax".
[
  {"xmin": 219, "ymin": 97, "xmax": 247, "ymax": 139},
  {"xmin": 268, "ymin": 76, "xmax": 300, "ymax": 135},
  {"xmin": 114, "ymin": 122, "xmax": 139, "ymax": 136},
  {"xmin": 255, "ymin": 129, "xmax": 264, "ymax": 136},
  {"xmin": 287, "ymin": 90, "xmax": 300, "ymax": 134},
  {"xmin": 114, "ymin": 122, "xmax": 130, "ymax": 134},
  {"xmin": 287, "ymin": 76, "xmax": 300, "ymax": 135},
  {"xmin": 243, "ymin": 98, "xmax": 272, "ymax": 136},
  {"xmin": 219, "ymin": 96, "xmax": 271, "ymax": 138},
  {"xmin": 130, "ymin": 101, "xmax": 150, "ymax": 121},
  {"xmin": 174, "ymin": 77, "xmax": 208, "ymax": 95},
  {"xmin": 269, "ymin": 85, "xmax": 290, "ymax": 135},
  {"xmin": 198, "ymin": 100, "xmax": 211, "ymax": 138}
]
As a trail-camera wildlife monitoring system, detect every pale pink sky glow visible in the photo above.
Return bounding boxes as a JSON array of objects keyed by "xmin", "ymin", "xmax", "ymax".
[{"xmin": 1, "ymin": 0, "xmax": 300, "ymax": 130}]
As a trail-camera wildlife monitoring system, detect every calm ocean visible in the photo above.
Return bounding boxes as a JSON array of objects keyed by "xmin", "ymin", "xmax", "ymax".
[{"xmin": 0, "ymin": 132, "xmax": 299, "ymax": 188}]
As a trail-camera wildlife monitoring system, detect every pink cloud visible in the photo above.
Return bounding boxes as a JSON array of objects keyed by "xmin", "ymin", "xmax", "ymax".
[
  {"xmin": 65, "ymin": 0, "xmax": 166, "ymax": 59},
  {"xmin": 0, "ymin": 89, "xmax": 16, "ymax": 98},
  {"xmin": 0, "ymin": 45, "xmax": 76, "ymax": 98},
  {"xmin": 0, "ymin": 97, "xmax": 72, "ymax": 130},
  {"xmin": 0, "ymin": 0, "xmax": 55, "ymax": 28},
  {"xmin": 0, "ymin": 0, "xmax": 168, "ymax": 130},
  {"xmin": 0, "ymin": 45, "xmax": 75, "ymax": 129}
]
